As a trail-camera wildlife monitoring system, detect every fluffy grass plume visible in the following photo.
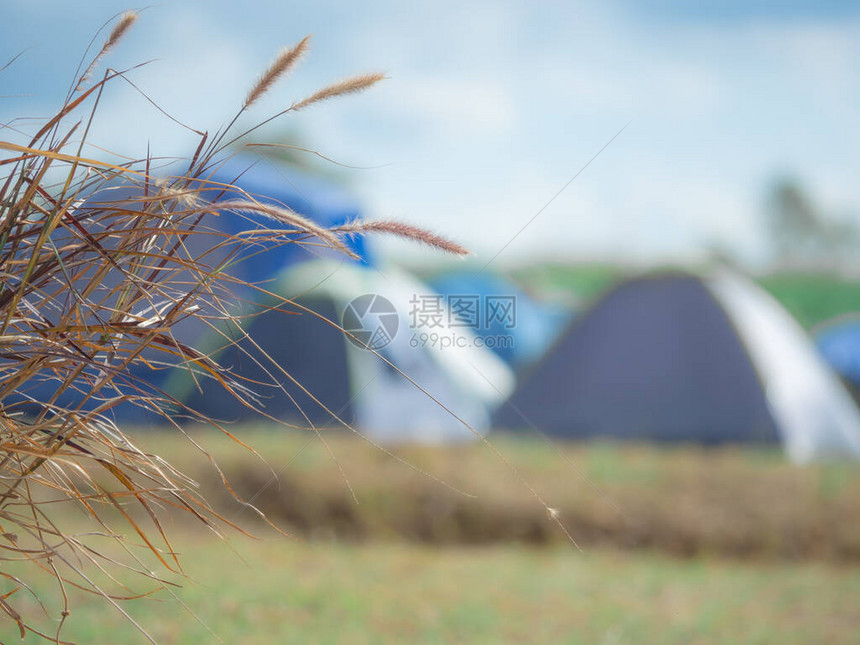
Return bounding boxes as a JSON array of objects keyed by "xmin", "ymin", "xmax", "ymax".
[
  {"xmin": 291, "ymin": 73, "xmax": 386, "ymax": 111},
  {"xmin": 245, "ymin": 35, "xmax": 311, "ymax": 107},
  {"xmin": 337, "ymin": 220, "xmax": 469, "ymax": 256},
  {"xmin": 74, "ymin": 10, "xmax": 138, "ymax": 92},
  {"xmin": 0, "ymin": 11, "xmax": 457, "ymax": 642}
]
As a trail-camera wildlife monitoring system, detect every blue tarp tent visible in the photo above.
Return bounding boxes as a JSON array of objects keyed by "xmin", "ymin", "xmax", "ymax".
[
  {"xmin": 429, "ymin": 272, "xmax": 570, "ymax": 368},
  {"xmin": 815, "ymin": 318, "xmax": 860, "ymax": 387},
  {"xmin": 197, "ymin": 155, "xmax": 373, "ymax": 279}
]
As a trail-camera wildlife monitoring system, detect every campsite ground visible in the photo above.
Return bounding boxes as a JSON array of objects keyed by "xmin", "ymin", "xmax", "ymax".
[{"xmin": 5, "ymin": 430, "xmax": 859, "ymax": 643}]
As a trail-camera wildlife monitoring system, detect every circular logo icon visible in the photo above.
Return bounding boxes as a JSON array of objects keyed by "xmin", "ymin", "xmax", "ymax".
[{"xmin": 342, "ymin": 294, "xmax": 399, "ymax": 350}]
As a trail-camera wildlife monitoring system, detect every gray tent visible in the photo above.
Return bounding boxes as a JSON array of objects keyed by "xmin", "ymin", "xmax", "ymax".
[{"xmin": 493, "ymin": 270, "xmax": 860, "ymax": 462}]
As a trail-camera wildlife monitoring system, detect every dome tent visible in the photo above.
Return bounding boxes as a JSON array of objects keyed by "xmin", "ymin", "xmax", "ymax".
[
  {"xmin": 74, "ymin": 155, "xmax": 372, "ymax": 320},
  {"xmin": 492, "ymin": 269, "xmax": 860, "ymax": 463},
  {"xmin": 174, "ymin": 259, "xmax": 515, "ymax": 442},
  {"xmin": 193, "ymin": 154, "xmax": 374, "ymax": 280}
]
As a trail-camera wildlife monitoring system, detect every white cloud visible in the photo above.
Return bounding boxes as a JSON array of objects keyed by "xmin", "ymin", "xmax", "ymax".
[
  {"xmin": 376, "ymin": 76, "xmax": 518, "ymax": 139},
  {"xmin": 5, "ymin": 2, "xmax": 860, "ymax": 268}
]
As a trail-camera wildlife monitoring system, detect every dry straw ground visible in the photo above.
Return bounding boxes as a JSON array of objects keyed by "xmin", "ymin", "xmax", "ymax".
[{"xmin": 158, "ymin": 429, "xmax": 860, "ymax": 561}]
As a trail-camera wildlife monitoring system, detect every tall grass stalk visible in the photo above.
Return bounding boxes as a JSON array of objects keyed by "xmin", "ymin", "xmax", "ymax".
[{"xmin": 0, "ymin": 12, "xmax": 464, "ymax": 641}]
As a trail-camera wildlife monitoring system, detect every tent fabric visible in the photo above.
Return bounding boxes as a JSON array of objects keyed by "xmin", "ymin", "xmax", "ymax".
[
  {"xmin": 280, "ymin": 260, "xmax": 516, "ymax": 441},
  {"xmin": 493, "ymin": 270, "xmax": 860, "ymax": 462},
  {"xmin": 172, "ymin": 259, "xmax": 515, "ymax": 442},
  {"xmin": 179, "ymin": 298, "xmax": 354, "ymax": 426},
  {"xmin": 708, "ymin": 271, "xmax": 860, "ymax": 462},
  {"xmin": 75, "ymin": 156, "xmax": 370, "ymax": 311},
  {"xmin": 814, "ymin": 317, "xmax": 860, "ymax": 387},
  {"xmin": 429, "ymin": 272, "xmax": 571, "ymax": 368},
  {"xmin": 198, "ymin": 155, "xmax": 373, "ymax": 274}
]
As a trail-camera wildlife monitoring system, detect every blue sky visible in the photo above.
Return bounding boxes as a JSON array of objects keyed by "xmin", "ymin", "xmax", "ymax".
[{"xmin": 3, "ymin": 1, "xmax": 859, "ymax": 268}]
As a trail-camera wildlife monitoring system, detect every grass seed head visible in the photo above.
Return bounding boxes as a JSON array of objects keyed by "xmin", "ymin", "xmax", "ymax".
[
  {"xmin": 75, "ymin": 11, "xmax": 138, "ymax": 91},
  {"xmin": 291, "ymin": 73, "xmax": 386, "ymax": 111},
  {"xmin": 336, "ymin": 219, "xmax": 469, "ymax": 256},
  {"xmin": 245, "ymin": 35, "xmax": 312, "ymax": 108}
]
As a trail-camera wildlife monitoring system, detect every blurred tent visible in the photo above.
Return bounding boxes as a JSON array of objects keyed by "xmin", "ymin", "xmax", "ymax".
[
  {"xmin": 87, "ymin": 155, "xmax": 373, "ymax": 292},
  {"xmin": 814, "ymin": 316, "xmax": 860, "ymax": 395},
  {"xmin": 177, "ymin": 259, "xmax": 515, "ymax": 442},
  {"xmin": 493, "ymin": 270, "xmax": 860, "ymax": 463},
  {"xmin": 4, "ymin": 156, "xmax": 373, "ymax": 423},
  {"xmin": 193, "ymin": 154, "xmax": 374, "ymax": 279},
  {"xmin": 428, "ymin": 271, "xmax": 571, "ymax": 368}
]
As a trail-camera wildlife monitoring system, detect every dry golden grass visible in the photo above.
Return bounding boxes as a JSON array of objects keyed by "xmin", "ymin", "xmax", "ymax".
[
  {"xmin": 146, "ymin": 429, "xmax": 860, "ymax": 562},
  {"xmin": 0, "ymin": 11, "xmax": 464, "ymax": 642}
]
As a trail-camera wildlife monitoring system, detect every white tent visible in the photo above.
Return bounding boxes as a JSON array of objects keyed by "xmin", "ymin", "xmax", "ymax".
[
  {"xmin": 165, "ymin": 258, "xmax": 513, "ymax": 442},
  {"xmin": 262, "ymin": 259, "xmax": 515, "ymax": 442},
  {"xmin": 708, "ymin": 270, "xmax": 860, "ymax": 462}
]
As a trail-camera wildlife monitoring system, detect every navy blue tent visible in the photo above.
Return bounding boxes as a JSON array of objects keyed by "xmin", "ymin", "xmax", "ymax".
[
  {"xmin": 172, "ymin": 258, "xmax": 515, "ymax": 440},
  {"xmin": 180, "ymin": 297, "xmax": 354, "ymax": 426},
  {"xmin": 493, "ymin": 272, "xmax": 782, "ymax": 444}
]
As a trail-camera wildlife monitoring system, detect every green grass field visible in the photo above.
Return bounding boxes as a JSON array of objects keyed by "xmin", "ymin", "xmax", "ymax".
[
  {"xmin": 5, "ymin": 538, "xmax": 860, "ymax": 644},
  {"xmin": 3, "ymin": 432, "xmax": 860, "ymax": 643}
]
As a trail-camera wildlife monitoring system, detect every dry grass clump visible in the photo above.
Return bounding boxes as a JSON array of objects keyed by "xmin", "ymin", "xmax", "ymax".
[
  {"xmin": 0, "ymin": 12, "xmax": 464, "ymax": 641},
  {"xmin": 182, "ymin": 432, "xmax": 860, "ymax": 561}
]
